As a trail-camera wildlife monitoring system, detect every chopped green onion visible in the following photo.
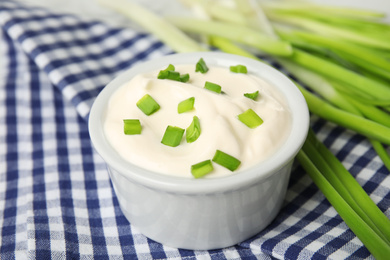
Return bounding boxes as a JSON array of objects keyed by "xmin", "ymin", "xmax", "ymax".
[
  {"xmin": 230, "ymin": 64, "xmax": 248, "ymax": 73},
  {"xmin": 244, "ymin": 90, "xmax": 259, "ymax": 100},
  {"xmin": 212, "ymin": 150, "xmax": 241, "ymax": 171},
  {"xmin": 161, "ymin": 126, "xmax": 185, "ymax": 147},
  {"xmin": 123, "ymin": 119, "xmax": 142, "ymax": 135},
  {"xmin": 165, "ymin": 64, "xmax": 175, "ymax": 72},
  {"xmin": 178, "ymin": 97, "xmax": 195, "ymax": 114},
  {"xmin": 204, "ymin": 81, "xmax": 222, "ymax": 93},
  {"xmin": 238, "ymin": 109, "xmax": 264, "ymax": 128},
  {"xmin": 136, "ymin": 94, "xmax": 160, "ymax": 115},
  {"xmin": 158, "ymin": 64, "xmax": 190, "ymax": 82},
  {"xmin": 157, "ymin": 64, "xmax": 175, "ymax": 78},
  {"xmin": 186, "ymin": 116, "xmax": 201, "ymax": 143},
  {"xmin": 158, "ymin": 70, "xmax": 181, "ymax": 81},
  {"xmin": 195, "ymin": 58, "xmax": 209, "ymax": 73},
  {"xmin": 180, "ymin": 73, "xmax": 190, "ymax": 82},
  {"xmin": 191, "ymin": 160, "xmax": 213, "ymax": 178},
  {"xmin": 157, "ymin": 70, "xmax": 168, "ymax": 79}
]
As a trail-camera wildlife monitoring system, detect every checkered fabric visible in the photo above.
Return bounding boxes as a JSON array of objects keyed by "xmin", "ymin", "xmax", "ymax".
[{"xmin": 1, "ymin": 1, "xmax": 389, "ymax": 259}]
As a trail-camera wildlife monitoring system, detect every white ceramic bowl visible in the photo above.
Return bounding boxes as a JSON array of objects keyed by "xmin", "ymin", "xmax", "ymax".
[{"xmin": 89, "ymin": 52, "xmax": 309, "ymax": 250}]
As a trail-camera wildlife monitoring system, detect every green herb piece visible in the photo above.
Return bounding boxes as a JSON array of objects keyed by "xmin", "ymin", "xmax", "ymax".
[
  {"xmin": 157, "ymin": 64, "xmax": 175, "ymax": 79},
  {"xmin": 244, "ymin": 90, "xmax": 259, "ymax": 100},
  {"xmin": 178, "ymin": 97, "xmax": 195, "ymax": 114},
  {"xmin": 123, "ymin": 119, "xmax": 142, "ymax": 135},
  {"xmin": 158, "ymin": 70, "xmax": 181, "ymax": 81},
  {"xmin": 158, "ymin": 64, "xmax": 190, "ymax": 82},
  {"xmin": 180, "ymin": 73, "xmax": 190, "ymax": 82},
  {"xmin": 191, "ymin": 160, "xmax": 214, "ymax": 178},
  {"xmin": 204, "ymin": 81, "xmax": 222, "ymax": 93},
  {"xmin": 161, "ymin": 126, "xmax": 185, "ymax": 147},
  {"xmin": 212, "ymin": 150, "xmax": 241, "ymax": 171},
  {"xmin": 164, "ymin": 64, "xmax": 175, "ymax": 72},
  {"xmin": 186, "ymin": 116, "xmax": 201, "ymax": 143},
  {"xmin": 195, "ymin": 58, "xmax": 209, "ymax": 73},
  {"xmin": 230, "ymin": 64, "xmax": 248, "ymax": 73},
  {"xmin": 136, "ymin": 94, "xmax": 160, "ymax": 115},
  {"xmin": 238, "ymin": 109, "xmax": 263, "ymax": 128}
]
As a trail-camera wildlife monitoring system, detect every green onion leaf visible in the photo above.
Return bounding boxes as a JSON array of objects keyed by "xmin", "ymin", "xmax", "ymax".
[
  {"xmin": 195, "ymin": 58, "xmax": 209, "ymax": 73},
  {"xmin": 244, "ymin": 90, "xmax": 259, "ymax": 100},
  {"xmin": 191, "ymin": 160, "xmax": 213, "ymax": 178},
  {"xmin": 186, "ymin": 116, "xmax": 201, "ymax": 143},
  {"xmin": 238, "ymin": 109, "xmax": 263, "ymax": 128},
  {"xmin": 180, "ymin": 73, "xmax": 190, "ymax": 82},
  {"xmin": 136, "ymin": 94, "xmax": 160, "ymax": 115},
  {"xmin": 178, "ymin": 97, "xmax": 195, "ymax": 114},
  {"xmin": 212, "ymin": 150, "xmax": 241, "ymax": 171},
  {"xmin": 204, "ymin": 81, "xmax": 222, "ymax": 93},
  {"xmin": 123, "ymin": 119, "xmax": 142, "ymax": 135},
  {"xmin": 230, "ymin": 64, "xmax": 248, "ymax": 73},
  {"xmin": 161, "ymin": 125, "xmax": 185, "ymax": 147}
]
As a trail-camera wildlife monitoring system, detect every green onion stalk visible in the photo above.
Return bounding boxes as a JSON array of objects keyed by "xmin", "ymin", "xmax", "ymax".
[
  {"xmin": 265, "ymin": 13, "xmax": 390, "ymax": 50},
  {"xmin": 261, "ymin": 1, "xmax": 386, "ymax": 20},
  {"xmin": 277, "ymin": 59, "xmax": 390, "ymax": 170},
  {"xmin": 296, "ymin": 150, "xmax": 390, "ymax": 259},
  {"xmin": 282, "ymin": 30, "xmax": 390, "ymax": 80},
  {"xmin": 211, "ymin": 35, "xmax": 390, "ymax": 259},
  {"xmin": 166, "ymin": 17, "xmax": 292, "ymax": 57},
  {"xmin": 211, "ymin": 36, "xmax": 390, "ymax": 157},
  {"xmin": 181, "ymin": 0, "xmax": 390, "ymax": 161},
  {"xmin": 97, "ymin": 0, "xmax": 205, "ymax": 53},
  {"xmin": 166, "ymin": 20, "xmax": 390, "ymax": 106},
  {"xmin": 98, "ymin": 0, "xmax": 390, "ymax": 257}
]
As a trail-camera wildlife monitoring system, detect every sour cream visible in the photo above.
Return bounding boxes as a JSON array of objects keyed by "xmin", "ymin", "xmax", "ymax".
[{"xmin": 103, "ymin": 64, "xmax": 291, "ymax": 178}]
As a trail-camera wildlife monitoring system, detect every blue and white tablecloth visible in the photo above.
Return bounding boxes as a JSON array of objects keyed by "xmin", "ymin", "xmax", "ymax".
[{"xmin": 1, "ymin": 1, "xmax": 389, "ymax": 259}]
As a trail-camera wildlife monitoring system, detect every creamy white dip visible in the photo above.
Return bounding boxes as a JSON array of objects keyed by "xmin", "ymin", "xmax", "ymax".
[{"xmin": 103, "ymin": 64, "xmax": 291, "ymax": 178}]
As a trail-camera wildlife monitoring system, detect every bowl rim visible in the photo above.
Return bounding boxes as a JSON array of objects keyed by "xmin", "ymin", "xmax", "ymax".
[{"xmin": 88, "ymin": 52, "xmax": 309, "ymax": 194}]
